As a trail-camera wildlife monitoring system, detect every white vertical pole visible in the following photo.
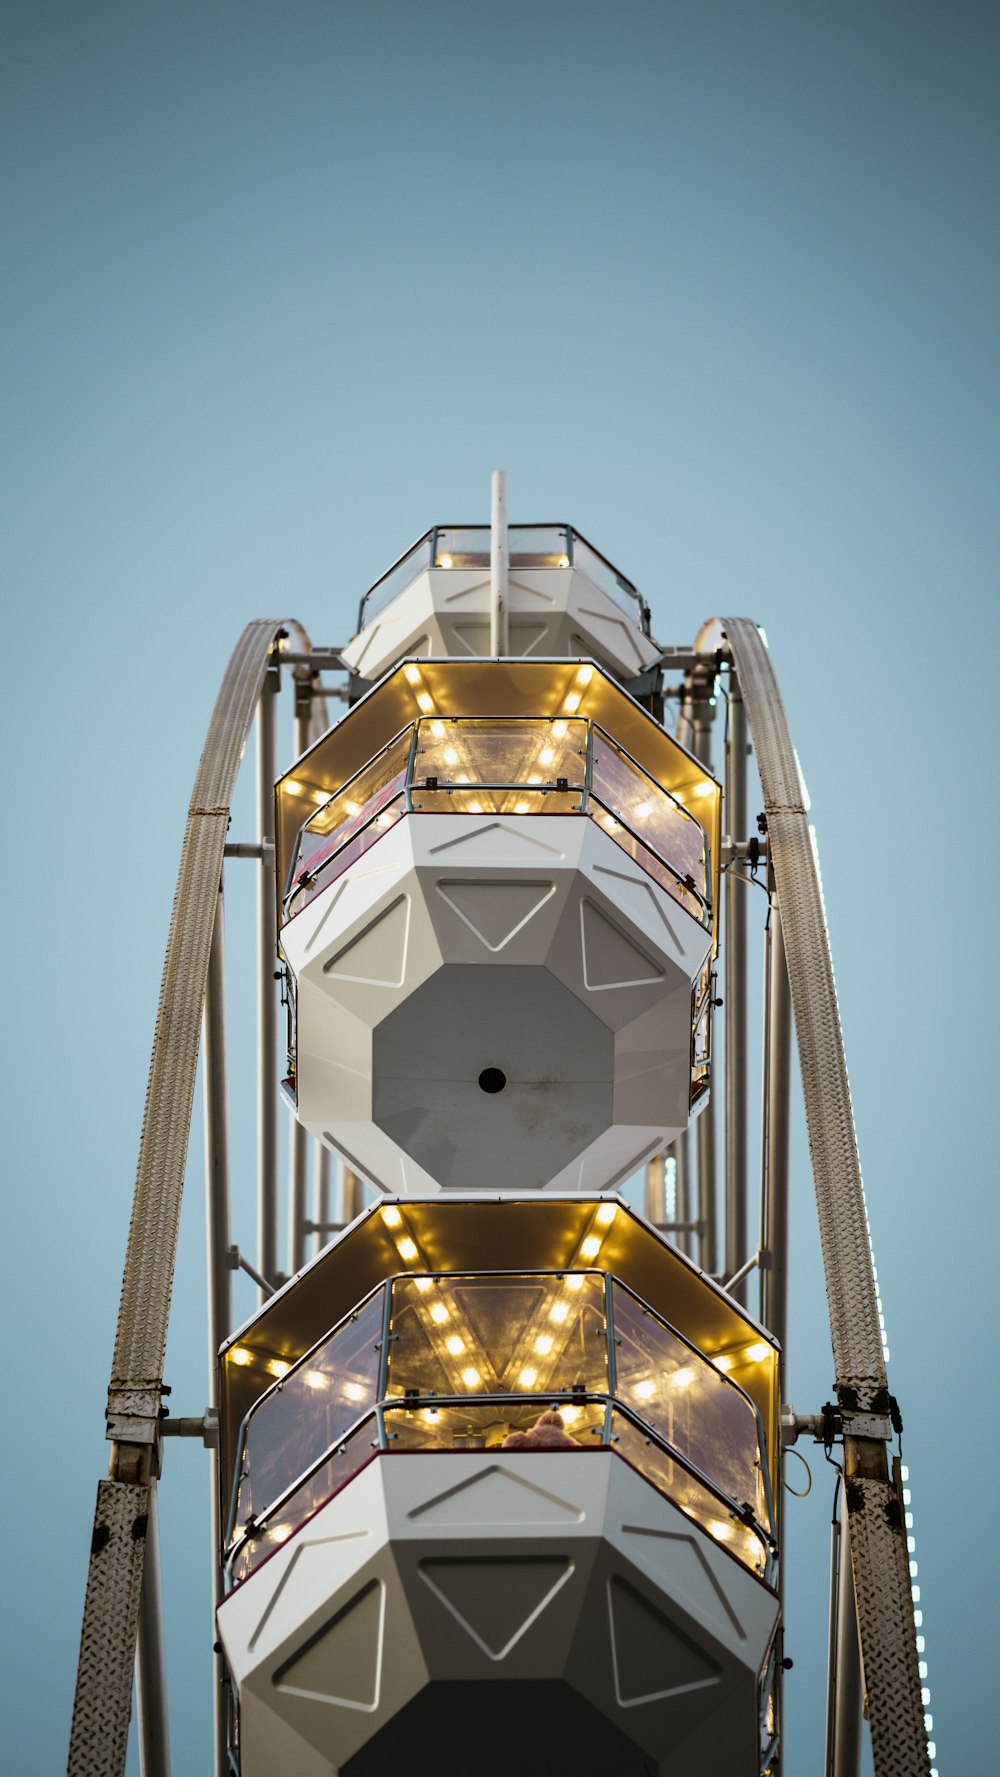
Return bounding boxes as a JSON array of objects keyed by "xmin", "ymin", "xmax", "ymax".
[
  {"xmin": 286, "ymin": 677, "xmax": 312, "ymax": 1275},
  {"xmin": 256, "ymin": 669, "xmax": 279, "ymax": 1298},
  {"xmin": 202, "ymin": 883, "xmax": 230, "ymax": 1777},
  {"xmin": 490, "ymin": 469, "xmax": 508, "ymax": 656},
  {"xmin": 134, "ymin": 1484, "xmax": 170, "ymax": 1777}
]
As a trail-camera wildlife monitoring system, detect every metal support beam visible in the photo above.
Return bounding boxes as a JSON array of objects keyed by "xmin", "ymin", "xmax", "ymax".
[
  {"xmin": 201, "ymin": 882, "xmax": 230, "ymax": 1777},
  {"xmin": 760, "ymin": 895, "xmax": 792, "ymax": 1356},
  {"xmin": 134, "ymin": 1484, "xmax": 170, "ymax": 1777},
  {"xmin": 315, "ymin": 1144, "xmax": 333, "ymax": 1258},
  {"xmin": 669, "ymin": 1131, "xmax": 691, "ymax": 1255},
  {"xmin": 203, "ymin": 885, "xmax": 232, "ymax": 1388},
  {"xmin": 680, "ymin": 669, "xmax": 719, "ymax": 1275},
  {"xmin": 341, "ymin": 1166, "xmax": 363, "ymax": 1224},
  {"xmin": 644, "ymin": 1153, "xmax": 665, "ymax": 1224},
  {"xmin": 826, "ymin": 1485, "xmax": 864, "ymax": 1777},
  {"xmin": 286, "ymin": 678, "xmax": 313, "ymax": 1275},
  {"xmin": 490, "ymin": 469, "xmax": 508, "ymax": 656},
  {"xmin": 724, "ymin": 678, "xmax": 749, "ymax": 1303},
  {"xmin": 255, "ymin": 667, "xmax": 279, "ymax": 1300},
  {"xmin": 69, "ymin": 620, "xmax": 311, "ymax": 1777},
  {"xmin": 287, "ymin": 1125, "xmax": 308, "ymax": 1275}
]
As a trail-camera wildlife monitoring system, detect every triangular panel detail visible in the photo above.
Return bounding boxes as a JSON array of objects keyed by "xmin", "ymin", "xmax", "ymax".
[
  {"xmin": 273, "ymin": 1578, "xmax": 384, "ymax": 1709},
  {"xmin": 248, "ymin": 1532, "xmax": 372, "ymax": 1653},
  {"xmin": 607, "ymin": 1576, "xmax": 721, "ymax": 1705},
  {"xmin": 407, "ymin": 1462, "xmax": 584, "ymax": 1526},
  {"xmin": 419, "ymin": 1556, "xmax": 573, "ymax": 1659},
  {"xmin": 580, "ymin": 898, "xmax": 665, "ymax": 990},
  {"xmin": 428, "ymin": 821, "xmax": 566, "ymax": 861},
  {"xmin": 436, "ymin": 879, "xmax": 556, "ymax": 951},
  {"xmin": 620, "ymin": 1525, "xmax": 746, "ymax": 1641},
  {"xmin": 323, "ymin": 895, "xmax": 409, "ymax": 987}
]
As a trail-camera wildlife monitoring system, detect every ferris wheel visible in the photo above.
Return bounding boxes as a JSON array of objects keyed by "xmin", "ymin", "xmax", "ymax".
[{"xmin": 67, "ymin": 475, "xmax": 933, "ymax": 1777}]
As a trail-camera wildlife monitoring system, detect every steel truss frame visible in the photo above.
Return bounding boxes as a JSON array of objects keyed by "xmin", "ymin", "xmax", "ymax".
[{"xmin": 67, "ymin": 612, "xmax": 929, "ymax": 1777}]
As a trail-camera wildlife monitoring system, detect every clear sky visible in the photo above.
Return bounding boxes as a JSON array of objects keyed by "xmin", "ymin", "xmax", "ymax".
[{"xmin": 3, "ymin": 4, "xmax": 997, "ymax": 1772}]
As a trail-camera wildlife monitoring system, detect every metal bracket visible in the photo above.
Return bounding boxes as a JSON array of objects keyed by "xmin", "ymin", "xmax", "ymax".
[
  {"xmin": 160, "ymin": 1410, "xmax": 219, "ymax": 1448},
  {"xmin": 781, "ymin": 1403, "xmax": 830, "ymax": 1446},
  {"xmin": 841, "ymin": 1411, "xmax": 893, "ymax": 1443},
  {"xmin": 223, "ymin": 840, "xmax": 275, "ymax": 861},
  {"xmin": 226, "ymin": 1243, "xmax": 278, "ymax": 1296},
  {"xmin": 720, "ymin": 836, "xmax": 768, "ymax": 871},
  {"xmin": 720, "ymin": 1249, "xmax": 761, "ymax": 1292}
]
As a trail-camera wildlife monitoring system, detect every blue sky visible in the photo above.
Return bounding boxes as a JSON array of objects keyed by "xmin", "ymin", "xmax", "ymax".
[{"xmin": 2, "ymin": 4, "xmax": 997, "ymax": 1771}]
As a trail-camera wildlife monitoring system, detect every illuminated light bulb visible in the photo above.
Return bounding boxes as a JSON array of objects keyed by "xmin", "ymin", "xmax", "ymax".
[
  {"xmin": 270, "ymin": 1524, "xmax": 293, "ymax": 1543},
  {"xmin": 461, "ymin": 1367, "xmax": 481, "ymax": 1388},
  {"xmin": 576, "ymin": 665, "xmax": 594, "ymax": 685},
  {"xmin": 595, "ymin": 1203, "xmax": 616, "ymax": 1226},
  {"xmin": 745, "ymin": 1342, "xmax": 770, "ymax": 1363},
  {"xmin": 311, "ymin": 788, "xmax": 329, "ymax": 806},
  {"xmin": 693, "ymin": 780, "xmax": 713, "ymax": 799},
  {"xmin": 560, "ymin": 1404, "xmax": 580, "ymax": 1424},
  {"xmin": 709, "ymin": 1519, "xmax": 734, "ymax": 1542},
  {"xmin": 565, "ymin": 1274, "xmax": 584, "ymax": 1291},
  {"xmin": 437, "ymin": 553, "xmax": 454, "ymax": 569},
  {"xmin": 303, "ymin": 1370, "xmax": 327, "ymax": 1390},
  {"xmin": 534, "ymin": 1335, "xmax": 554, "ymax": 1356},
  {"xmin": 430, "ymin": 1303, "xmax": 449, "ymax": 1324},
  {"xmin": 404, "ymin": 664, "xmax": 422, "ymax": 685},
  {"xmin": 549, "ymin": 1302, "xmax": 569, "ymax": 1323},
  {"xmin": 284, "ymin": 780, "xmax": 303, "ymax": 797},
  {"xmin": 445, "ymin": 1336, "xmax": 465, "ymax": 1356},
  {"xmin": 397, "ymin": 1238, "xmax": 418, "ymax": 1262},
  {"xmin": 417, "ymin": 692, "xmax": 434, "ymax": 713},
  {"xmin": 343, "ymin": 800, "xmax": 360, "ymax": 816},
  {"xmin": 526, "ymin": 775, "xmax": 542, "ymax": 785},
  {"xmin": 580, "ymin": 1236, "xmax": 602, "ymax": 1260},
  {"xmin": 455, "ymin": 773, "xmax": 470, "ymax": 784},
  {"xmin": 382, "ymin": 1206, "xmax": 402, "ymax": 1228},
  {"xmin": 539, "ymin": 746, "xmax": 555, "ymax": 766},
  {"xmin": 444, "ymin": 747, "xmax": 459, "ymax": 765},
  {"xmin": 634, "ymin": 802, "xmax": 652, "ymax": 819},
  {"xmin": 672, "ymin": 1367, "xmax": 694, "ymax": 1389},
  {"xmin": 343, "ymin": 1381, "xmax": 365, "ymax": 1402},
  {"xmin": 635, "ymin": 1380, "xmax": 655, "ymax": 1401},
  {"xmin": 268, "ymin": 1359, "xmax": 291, "ymax": 1379},
  {"xmin": 519, "ymin": 1367, "xmax": 538, "ymax": 1387},
  {"xmin": 230, "ymin": 1347, "xmax": 252, "ymax": 1367},
  {"xmin": 430, "ymin": 719, "xmax": 446, "ymax": 738},
  {"xmin": 415, "ymin": 1277, "xmax": 434, "ymax": 1293},
  {"xmin": 714, "ymin": 1354, "xmax": 734, "ymax": 1374},
  {"xmin": 556, "ymin": 554, "xmax": 570, "ymax": 568},
  {"xmin": 552, "ymin": 720, "xmax": 568, "ymax": 739},
  {"xmin": 421, "ymin": 1407, "xmax": 440, "ymax": 1422},
  {"xmin": 514, "ymin": 800, "xmax": 530, "ymax": 814},
  {"xmin": 468, "ymin": 801, "xmax": 484, "ymax": 814},
  {"xmin": 563, "ymin": 693, "xmax": 582, "ymax": 714}
]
